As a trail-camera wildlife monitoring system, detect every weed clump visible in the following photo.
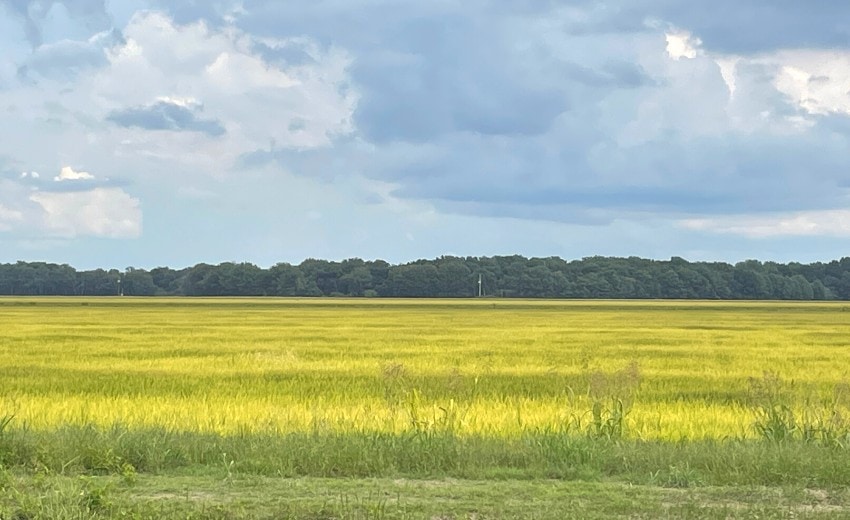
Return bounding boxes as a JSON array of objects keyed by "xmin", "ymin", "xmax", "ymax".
[
  {"xmin": 749, "ymin": 372, "xmax": 850, "ymax": 447},
  {"xmin": 584, "ymin": 361, "xmax": 641, "ymax": 440}
]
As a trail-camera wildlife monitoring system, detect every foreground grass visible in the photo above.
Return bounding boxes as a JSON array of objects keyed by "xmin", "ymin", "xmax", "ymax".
[
  {"xmin": 4, "ymin": 471, "xmax": 850, "ymax": 519},
  {"xmin": 2, "ymin": 425, "xmax": 850, "ymax": 486},
  {"xmin": 4, "ymin": 423, "xmax": 850, "ymax": 517}
]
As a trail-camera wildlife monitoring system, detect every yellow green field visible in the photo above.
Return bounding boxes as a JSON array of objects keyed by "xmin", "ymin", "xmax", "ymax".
[{"xmin": 2, "ymin": 298, "xmax": 849, "ymax": 440}]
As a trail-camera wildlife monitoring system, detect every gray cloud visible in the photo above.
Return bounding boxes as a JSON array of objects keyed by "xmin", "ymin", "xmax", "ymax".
[
  {"xmin": 156, "ymin": 1, "xmax": 850, "ymax": 54},
  {"xmin": 459, "ymin": 130, "xmax": 846, "ymax": 216},
  {"xmin": 644, "ymin": 1, "xmax": 850, "ymax": 53},
  {"xmin": 563, "ymin": 60, "xmax": 656, "ymax": 89},
  {"xmin": 352, "ymin": 53, "xmax": 569, "ymax": 142},
  {"xmin": 107, "ymin": 100, "xmax": 226, "ymax": 137},
  {"xmin": 348, "ymin": 11, "xmax": 646, "ymax": 143},
  {"xmin": 153, "ymin": 0, "xmax": 656, "ymax": 148},
  {"xmin": 248, "ymin": 107, "xmax": 850, "ymax": 223},
  {"xmin": 553, "ymin": 1, "xmax": 850, "ymax": 52},
  {"xmin": 252, "ymin": 40, "xmax": 316, "ymax": 68},
  {"xmin": 17, "ymin": 28, "xmax": 123, "ymax": 81},
  {"xmin": 0, "ymin": 0, "xmax": 110, "ymax": 47},
  {"xmin": 153, "ymin": 1, "xmax": 850, "ymax": 226}
]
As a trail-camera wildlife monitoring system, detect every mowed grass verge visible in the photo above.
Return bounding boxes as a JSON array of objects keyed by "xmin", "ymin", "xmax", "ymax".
[{"xmin": 3, "ymin": 298, "xmax": 850, "ymax": 518}]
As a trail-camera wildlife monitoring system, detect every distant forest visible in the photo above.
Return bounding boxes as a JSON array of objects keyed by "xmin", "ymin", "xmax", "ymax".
[{"xmin": 3, "ymin": 256, "xmax": 850, "ymax": 300}]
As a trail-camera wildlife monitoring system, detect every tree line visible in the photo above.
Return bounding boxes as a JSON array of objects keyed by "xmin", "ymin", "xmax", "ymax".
[{"xmin": 2, "ymin": 256, "xmax": 850, "ymax": 299}]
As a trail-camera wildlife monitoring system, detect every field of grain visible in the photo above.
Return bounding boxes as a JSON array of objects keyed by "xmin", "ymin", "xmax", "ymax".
[{"xmin": 2, "ymin": 298, "xmax": 849, "ymax": 441}]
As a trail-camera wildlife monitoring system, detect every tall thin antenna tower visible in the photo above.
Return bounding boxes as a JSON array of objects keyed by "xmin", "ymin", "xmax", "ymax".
[{"xmin": 478, "ymin": 274, "xmax": 482, "ymax": 297}]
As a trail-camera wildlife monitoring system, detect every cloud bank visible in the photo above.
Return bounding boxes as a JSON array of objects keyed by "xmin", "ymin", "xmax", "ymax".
[{"xmin": 3, "ymin": 1, "xmax": 850, "ymax": 267}]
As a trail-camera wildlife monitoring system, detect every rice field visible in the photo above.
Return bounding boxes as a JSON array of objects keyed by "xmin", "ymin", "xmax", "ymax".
[{"xmin": 2, "ymin": 297, "xmax": 850, "ymax": 441}]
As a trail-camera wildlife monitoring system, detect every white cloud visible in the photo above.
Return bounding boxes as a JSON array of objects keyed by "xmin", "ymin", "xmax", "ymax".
[
  {"xmin": 715, "ymin": 57, "xmax": 739, "ymax": 97},
  {"xmin": 155, "ymin": 95, "xmax": 202, "ymax": 108},
  {"xmin": 54, "ymin": 165, "xmax": 94, "ymax": 181},
  {"xmin": 18, "ymin": 28, "xmax": 124, "ymax": 81},
  {"xmin": 1, "ymin": 168, "xmax": 142, "ymax": 240},
  {"xmin": 0, "ymin": 10, "xmax": 357, "ymax": 191},
  {"xmin": 90, "ymin": 11, "xmax": 356, "ymax": 169},
  {"xmin": 204, "ymin": 49, "xmax": 298, "ymax": 91},
  {"xmin": 772, "ymin": 51, "xmax": 850, "ymax": 116},
  {"xmin": 30, "ymin": 187, "xmax": 141, "ymax": 238},
  {"xmin": 626, "ymin": 29, "xmax": 850, "ymax": 143},
  {"xmin": 680, "ymin": 210, "xmax": 850, "ymax": 238},
  {"xmin": 665, "ymin": 29, "xmax": 701, "ymax": 60}
]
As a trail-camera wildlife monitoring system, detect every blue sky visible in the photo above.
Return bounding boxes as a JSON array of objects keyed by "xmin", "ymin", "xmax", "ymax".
[{"xmin": 2, "ymin": 0, "xmax": 850, "ymax": 269}]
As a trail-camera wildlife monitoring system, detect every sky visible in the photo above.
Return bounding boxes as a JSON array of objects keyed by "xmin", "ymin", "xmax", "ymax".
[{"xmin": 2, "ymin": 1, "xmax": 850, "ymax": 269}]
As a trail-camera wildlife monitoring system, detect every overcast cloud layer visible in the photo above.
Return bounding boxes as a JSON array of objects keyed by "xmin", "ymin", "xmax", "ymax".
[{"xmin": 2, "ymin": 0, "xmax": 850, "ymax": 269}]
